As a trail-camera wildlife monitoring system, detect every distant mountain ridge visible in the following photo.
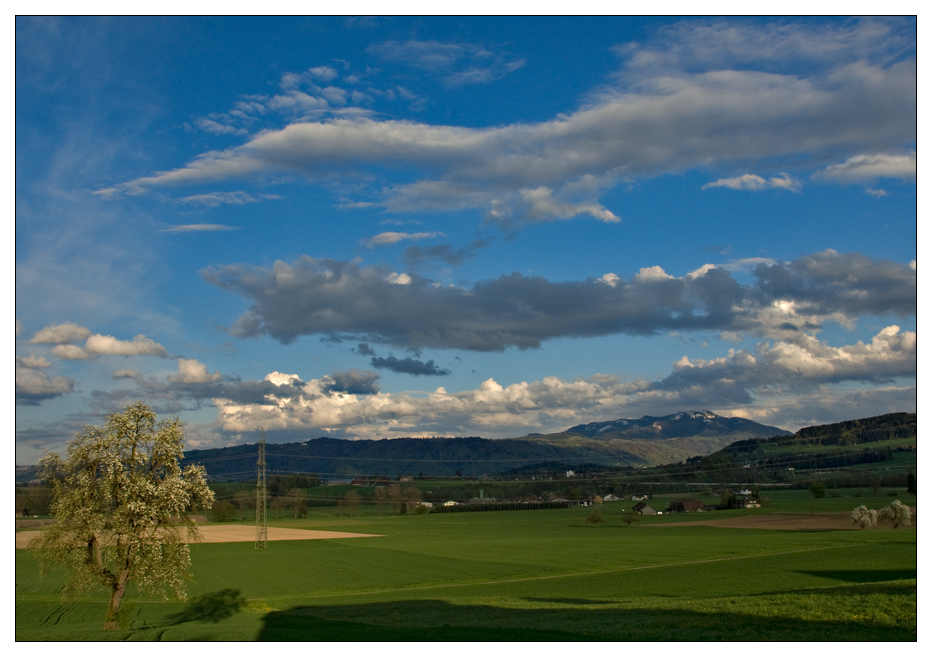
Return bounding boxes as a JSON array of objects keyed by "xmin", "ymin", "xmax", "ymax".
[
  {"xmin": 565, "ymin": 410, "xmax": 790, "ymax": 441},
  {"xmin": 15, "ymin": 410, "xmax": 791, "ymax": 481}
]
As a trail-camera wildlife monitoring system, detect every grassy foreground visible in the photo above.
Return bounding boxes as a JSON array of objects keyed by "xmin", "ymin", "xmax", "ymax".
[{"xmin": 16, "ymin": 505, "xmax": 916, "ymax": 641}]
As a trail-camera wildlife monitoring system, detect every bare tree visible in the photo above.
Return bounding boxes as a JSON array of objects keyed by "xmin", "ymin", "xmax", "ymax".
[
  {"xmin": 285, "ymin": 488, "xmax": 307, "ymax": 519},
  {"xmin": 343, "ymin": 490, "xmax": 361, "ymax": 517},
  {"xmin": 374, "ymin": 486, "xmax": 388, "ymax": 515},
  {"xmin": 403, "ymin": 486, "xmax": 422, "ymax": 509}
]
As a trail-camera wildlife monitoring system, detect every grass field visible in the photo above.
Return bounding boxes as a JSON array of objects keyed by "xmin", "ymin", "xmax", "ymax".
[{"xmin": 15, "ymin": 502, "xmax": 916, "ymax": 641}]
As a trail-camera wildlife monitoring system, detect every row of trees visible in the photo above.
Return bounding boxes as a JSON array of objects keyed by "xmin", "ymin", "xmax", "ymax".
[{"xmin": 851, "ymin": 500, "xmax": 912, "ymax": 529}]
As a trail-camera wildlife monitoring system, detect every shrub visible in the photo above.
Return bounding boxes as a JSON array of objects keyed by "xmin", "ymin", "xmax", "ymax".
[{"xmin": 585, "ymin": 507, "xmax": 604, "ymax": 527}]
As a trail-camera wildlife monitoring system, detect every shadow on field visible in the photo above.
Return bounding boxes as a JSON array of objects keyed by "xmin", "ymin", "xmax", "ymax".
[
  {"xmin": 525, "ymin": 597, "xmax": 616, "ymax": 605},
  {"xmin": 164, "ymin": 589, "xmax": 246, "ymax": 625},
  {"xmin": 798, "ymin": 570, "xmax": 917, "ymax": 584},
  {"xmin": 256, "ymin": 597, "xmax": 914, "ymax": 641}
]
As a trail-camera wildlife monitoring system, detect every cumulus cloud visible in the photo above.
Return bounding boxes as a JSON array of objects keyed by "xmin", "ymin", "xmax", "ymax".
[
  {"xmin": 322, "ymin": 369, "xmax": 380, "ymax": 395},
  {"xmin": 16, "ymin": 355, "xmax": 51, "ymax": 369},
  {"xmin": 702, "ymin": 173, "xmax": 801, "ymax": 192},
  {"xmin": 360, "ymin": 231, "xmax": 444, "ymax": 248},
  {"xmin": 84, "ymin": 334, "xmax": 169, "ymax": 358},
  {"xmin": 102, "ymin": 19, "xmax": 915, "ymax": 224},
  {"xmin": 370, "ymin": 356, "xmax": 451, "ymax": 376},
  {"xmin": 30, "ymin": 322, "xmax": 91, "ymax": 345},
  {"xmin": 48, "ymin": 332, "xmax": 170, "ymax": 360},
  {"xmin": 168, "ymin": 358, "xmax": 222, "ymax": 384},
  {"xmin": 92, "ymin": 365, "xmax": 307, "ymax": 413},
  {"xmin": 16, "ymin": 362, "xmax": 75, "ymax": 404},
  {"xmin": 51, "ymin": 344, "xmax": 92, "ymax": 360},
  {"xmin": 814, "ymin": 152, "xmax": 916, "ymax": 183},
  {"xmin": 204, "ymin": 326, "xmax": 914, "ymax": 438},
  {"xmin": 201, "ymin": 250, "xmax": 915, "ymax": 351}
]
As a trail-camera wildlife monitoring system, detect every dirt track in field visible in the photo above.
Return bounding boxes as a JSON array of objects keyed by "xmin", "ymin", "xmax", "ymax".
[
  {"xmin": 16, "ymin": 525, "xmax": 381, "ymax": 549},
  {"xmin": 647, "ymin": 510, "xmax": 917, "ymax": 531}
]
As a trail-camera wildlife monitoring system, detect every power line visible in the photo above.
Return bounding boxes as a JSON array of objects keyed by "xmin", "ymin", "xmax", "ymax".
[{"xmin": 255, "ymin": 429, "xmax": 267, "ymax": 549}]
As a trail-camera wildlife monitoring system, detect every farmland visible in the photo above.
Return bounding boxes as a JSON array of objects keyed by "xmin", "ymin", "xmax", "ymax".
[{"xmin": 15, "ymin": 495, "xmax": 916, "ymax": 641}]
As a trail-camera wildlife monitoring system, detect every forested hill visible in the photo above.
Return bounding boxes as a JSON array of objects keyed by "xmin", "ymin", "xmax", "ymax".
[
  {"xmin": 181, "ymin": 411, "xmax": 791, "ymax": 480},
  {"xmin": 720, "ymin": 412, "xmax": 916, "ymax": 455},
  {"xmin": 183, "ymin": 436, "xmax": 586, "ymax": 481}
]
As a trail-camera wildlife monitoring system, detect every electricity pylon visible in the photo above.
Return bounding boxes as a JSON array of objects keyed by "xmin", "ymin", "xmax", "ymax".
[{"xmin": 255, "ymin": 429, "xmax": 268, "ymax": 548}]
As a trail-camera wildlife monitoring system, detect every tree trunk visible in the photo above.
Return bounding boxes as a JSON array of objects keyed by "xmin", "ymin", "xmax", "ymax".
[{"xmin": 103, "ymin": 567, "xmax": 131, "ymax": 630}]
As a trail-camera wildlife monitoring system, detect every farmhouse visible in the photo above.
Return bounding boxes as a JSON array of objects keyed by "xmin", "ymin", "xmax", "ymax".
[
  {"xmin": 737, "ymin": 497, "xmax": 761, "ymax": 509},
  {"xmin": 632, "ymin": 501, "xmax": 658, "ymax": 515},
  {"xmin": 443, "ymin": 500, "xmax": 460, "ymax": 507},
  {"xmin": 669, "ymin": 498, "xmax": 704, "ymax": 513}
]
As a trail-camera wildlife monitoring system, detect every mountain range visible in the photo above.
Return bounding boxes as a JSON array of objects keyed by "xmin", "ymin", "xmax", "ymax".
[
  {"xmin": 175, "ymin": 410, "xmax": 789, "ymax": 480},
  {"xmin": 15, "ymin": 411, "xmax": 791, "ymax": 482}
]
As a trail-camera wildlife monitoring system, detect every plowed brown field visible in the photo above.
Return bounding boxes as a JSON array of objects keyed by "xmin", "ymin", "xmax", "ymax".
[{"xmin": 15, "ymin": 525, "xmax": 381, "ymax": 549}]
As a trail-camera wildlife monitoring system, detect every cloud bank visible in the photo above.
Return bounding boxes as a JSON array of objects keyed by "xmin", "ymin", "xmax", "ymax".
[{"xmin": 202, "ymin": 250, "xmax": 915, "ymax": 351}]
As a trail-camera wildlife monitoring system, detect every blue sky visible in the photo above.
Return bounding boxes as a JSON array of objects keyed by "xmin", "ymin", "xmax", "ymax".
[{"xmin": 14, "ymin": 16, "xmax": 917, "ymax": 464}]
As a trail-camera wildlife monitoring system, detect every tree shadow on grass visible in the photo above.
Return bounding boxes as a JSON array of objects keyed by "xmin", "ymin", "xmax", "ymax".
[
  {"xmin": 524, "ymin": 597, "xmax": 616, "ymax": 605},
  {"xmin": 798, "ymin": 569, "xmax": 916, "ymax": 584},
  {"xmin": 163, "ymin": 589, "xmax": 246, "ymax": 625},
  {"xmin": 257, "ymin": 598, "xmax": 915, "ymax": 642}
]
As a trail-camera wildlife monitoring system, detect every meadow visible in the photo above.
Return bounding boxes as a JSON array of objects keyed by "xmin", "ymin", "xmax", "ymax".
[{"xmin": 15, "ymin": 496, "xmax": 916, "ymax": 641}]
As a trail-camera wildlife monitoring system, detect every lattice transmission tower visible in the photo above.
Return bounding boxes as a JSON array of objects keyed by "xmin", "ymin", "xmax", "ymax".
[{"xmin": 255, "ymin": 429, "xmax": 268, "ymax": 548}]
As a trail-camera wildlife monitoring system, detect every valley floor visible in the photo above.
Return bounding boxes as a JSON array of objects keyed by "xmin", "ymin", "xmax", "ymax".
[{"xmin": 15, "ymin": 503, "xmax": 916, "ymax": 641}]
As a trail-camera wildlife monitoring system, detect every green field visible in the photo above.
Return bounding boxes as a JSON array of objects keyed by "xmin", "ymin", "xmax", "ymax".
[{"xmin": 15, "ymin": 503, "xmax": 916, "ymax": 641}]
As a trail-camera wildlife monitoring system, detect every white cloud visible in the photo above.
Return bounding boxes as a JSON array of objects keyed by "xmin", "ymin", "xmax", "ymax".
[
  {"xmin": 83, "ymin": 334, "xmax": 169, "ymax": 358},
  {"xmin": 168, "ymin": 358, "xmax": 222, "ymax": 384},
  {"xmin": 702, "ymin": 172, "xmax": 801, "ymax": 192},
  {"xmin": 30, "ymin": 322, "xmax": 91, "ymax": 344},
  {"xmin": 51, "ymin": 344, "xmax": 91, "ymax": 360},
  {"xmin": 16, "ymin": 355, "xmax": 51, "ymax": 369},
  {"xmin": 16, "ymin": 362, "xmax": 75, "ymax": 403},
  {"xmin": 599, "ymin": 273, "xmax": 620, "ymax": 287},
  {"xmin": 361, "ymin": 231, "xmax": 444, "ymax": 248},
  {"xmin": 865, "ymin": 187, "xmax": 889, "ymax": 197},
  {"xmin": 519, "ymin": 187, "xmax": 619, "ymax": 223},
  {"xmin": 195, "ymin": 118, "xmax": 249, "ymax": 136},
  {"xmin": 162, "ymin": 224, "xmax": 242, "ymax": 233},
  {"xmin": 174, "ymin": 191, "xmax": 281, "ymax": 207},
  {"xmin": 814, "ymin": 152, "xmax": 916, "ymax": 183},
  {"xmin": 16, "ymin": 319, "xmax": 24, "ymax": 336},
  {"xmin": 368, "ymin": 39, "xmax": 525, "ymax": 86},
  {"xmin": 207, "ymin": 326, "xmax": 914, "ymax": 438},
  {"xmin": 387, "ymin": 272, "xmax": 412, "ymax": 285},
  {"xmin": 91, "ymin": 18, "xmax": 913, "ymax": 235},
  {"xmin": 634, "ymin": 266, "xmax": 674, "ymax": 282}
]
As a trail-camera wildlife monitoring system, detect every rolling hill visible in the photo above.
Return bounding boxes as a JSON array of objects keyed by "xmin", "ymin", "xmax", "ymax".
[{"xmin": 176, "ymin": 410, "xmax": 789, "ymax": 480}]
